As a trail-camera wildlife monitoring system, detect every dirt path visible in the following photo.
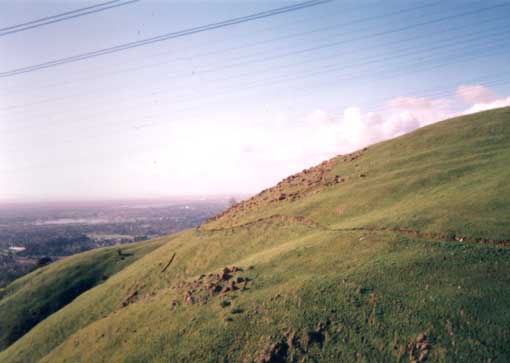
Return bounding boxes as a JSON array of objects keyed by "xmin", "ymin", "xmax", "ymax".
[{"xmin": 196, "ymin": 214, "xmax": 510, "ymax": 247}]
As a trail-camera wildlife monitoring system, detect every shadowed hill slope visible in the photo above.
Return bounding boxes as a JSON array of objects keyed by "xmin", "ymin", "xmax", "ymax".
[
  {"xmin": 0, "ymin": 237, "xmax": 166, "ymax": 351},
  {"xmin": 1, "ymin": 107, "xmax": 509, "ymax": 363}
]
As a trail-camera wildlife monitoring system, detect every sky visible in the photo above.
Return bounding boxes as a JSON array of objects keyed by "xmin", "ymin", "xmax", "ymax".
[{"xmin": 0, "ymin": 0, "xmax": 509, "ymax": 202}]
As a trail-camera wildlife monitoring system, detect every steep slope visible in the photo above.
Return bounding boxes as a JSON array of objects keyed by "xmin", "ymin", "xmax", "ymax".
[
  {"xmin": 207, "ymin": 107, "xmax": 510, "ymax": 240},
  {"xmin": 0, "ymin": 237, "xmax": 166, "ymax": 351},
  {"xmin": 1, "ymin": 107, "xmax": 509, "ymax": 363}
]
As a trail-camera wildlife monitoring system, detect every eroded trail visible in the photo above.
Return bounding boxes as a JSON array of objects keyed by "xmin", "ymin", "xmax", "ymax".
[{"xmin": 197, "ymin": 214, "xmax": 510, "ymax": 247}]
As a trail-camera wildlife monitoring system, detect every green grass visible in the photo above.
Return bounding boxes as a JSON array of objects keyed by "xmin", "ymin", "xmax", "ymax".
[
  {"xmin": 0, "ymin": 238, "xmax": 166, "ymax": 352},
  {"xmin": 0, "ymin": 108, "xmax": 509, "ymax": 363},
  {"xmin": 18, "ymin": 231, "xmax": 510, "ymax": 363}
]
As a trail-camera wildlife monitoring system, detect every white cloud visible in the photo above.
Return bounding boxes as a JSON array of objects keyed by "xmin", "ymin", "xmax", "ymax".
[
  {"xmin": 298, "ymin": 105, "xmax": 422, "ymax": 162},
  {"xmin": 454, "ymin": 84, "xmax": 510, "ymax": 115},
  {"xmin": 456, "ymin": 84, "xmax": 498, "ymax": 104},
  {"xmin": 306, "ymin": 109, "xmax": 335, "ymax": 126},
  {"xmin": 386, "ymin": 96, "xmax": 450, "ymax": 111},
  {"xmin": 462, "ymin": 97, "xmax": 510, "ymax": 115},
  {"xmin": 296, "ymin": 85, "xmax": 508, "ymax": 165},
  {"xmin": 125, "ymin": 85, "xmax": 509, "ymax": 196},
  {"xmin": 381, "ymin": 111, "xmax": 421, "ymax": 138},
  {"xmin": 386, "ymin": 96, "xmax": 453, "ymax": 127},
  {"xmin": 340, "ymin": 107, "xmax": 364, "ymax": 144}
]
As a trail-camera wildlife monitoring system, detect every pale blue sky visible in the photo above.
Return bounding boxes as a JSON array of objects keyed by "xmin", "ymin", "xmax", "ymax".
[{"xmin": 1, "ymin": 0, "xmax": 509, "ymax": 201}]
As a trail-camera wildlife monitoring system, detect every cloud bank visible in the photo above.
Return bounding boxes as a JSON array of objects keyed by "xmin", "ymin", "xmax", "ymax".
[
  {"xmin": 297, "ymin": 84, "xmax": 509, "ymax": 163},
  {"xmin": 132, "ymin": 84, "xmax": 509, "ymax": 195}
]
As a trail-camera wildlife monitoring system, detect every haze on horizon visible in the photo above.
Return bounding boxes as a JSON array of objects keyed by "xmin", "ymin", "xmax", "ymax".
[{"xmin": 1, "ymin": 0, "xmax": 509, "ymax": 202}]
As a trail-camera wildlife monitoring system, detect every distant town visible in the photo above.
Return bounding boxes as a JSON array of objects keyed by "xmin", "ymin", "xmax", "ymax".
[{"xmin": 0, "ymin": 197, "xmax": 238, "ymax": 287}]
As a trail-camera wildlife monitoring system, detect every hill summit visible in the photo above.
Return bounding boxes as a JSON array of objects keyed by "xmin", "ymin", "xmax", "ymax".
[{"xmin": 1, "ymin": 107, "xmax": 509, "ymax": 363}]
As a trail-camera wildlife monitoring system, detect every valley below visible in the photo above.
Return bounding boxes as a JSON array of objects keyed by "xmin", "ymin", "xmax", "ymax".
[{"xmin": 0, "ymin": 197, "xmax": 233, "ymax": 288}]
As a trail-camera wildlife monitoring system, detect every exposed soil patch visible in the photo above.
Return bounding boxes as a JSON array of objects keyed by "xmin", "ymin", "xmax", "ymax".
[
  {"xmin": 258, "ymin": 341, "xmax": 289, "ymax": 363},
  {"xmin": 256, "ymin": 318, "xmax": 437, "ymax": 363},
  {"xmin": 258, "ymin": 320, "xmax": 331, "ymax": 363},
  {"xmin": 170, "ymin": 266, "xmax": 251, "ymax": 307},
  {"xmin": 121, "ymin": 290, "xmax": 138, "ymax": 307},
  {"xmin": 407, "ymin": 333, "xmax": 433, "ymax": 362}
]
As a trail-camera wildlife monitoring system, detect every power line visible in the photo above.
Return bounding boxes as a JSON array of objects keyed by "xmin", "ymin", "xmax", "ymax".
[
  {"xmin": 1, "ymin": 1, "xmax": 341, "ymax": 93},
  {"xmin": 204, "ymin": 23, "xmax": 508, "ymax": 88},
  {"xmin": 3, "ymin": 28, "xmax": 505, "ymax": 128},
  {"xmin": 2, "ymin": 26, "xmax": 507, "ymax": 130},
  {"xmin": 0, "ymin": 0, "xmax": 138, "ymax": 37},
  {"xmin": 0, "ymin": 0, "xmax": 121, "ymax": 32},
  {"xmin": 128, "ymin": 45, "xmax": 509, "ymax": 132},
  {"xmin": 2, "ymin": 6, "xmax": 506, "ymax": 117},
  {"xmin": 1, "ymin": 3, "xmax": 507, "ymax": 142},
  {"xmin": 267, "ymin": 43, "xmax": 510, "ymax": 119},
  {"xmin": 0, "ymin": 0, "xmax": 332, "ymax": 77},
  {"xmin": 0, "ymin": 0, "xmax": 443, "ymax": 94},
  {"xmin": 0, "ymin": 2, "xmax": 501, "ymax": 112},
  {"xmin": 2, "ymin": 40, "xmax": 507, "ymax": 141},
  {"xmin": 238, "ymin": 34, "xmax": 509, "ymax": 95},
  {"xmin": 208, "ymin": 2, "xmax": 508, "ymax": 76}
]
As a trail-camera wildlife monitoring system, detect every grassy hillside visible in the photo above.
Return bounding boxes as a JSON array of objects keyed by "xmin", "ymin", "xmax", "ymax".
[
  {"xmin": 207, "ymin": 107, "xmax": 510, "ymax": 240},
  {"xmin": 0, "ymin": 237, "xmax": 166, "ymax": 351},
  {"xmin": 1, "ymin": 107, "xmax": 509, "ymax": 363}
]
